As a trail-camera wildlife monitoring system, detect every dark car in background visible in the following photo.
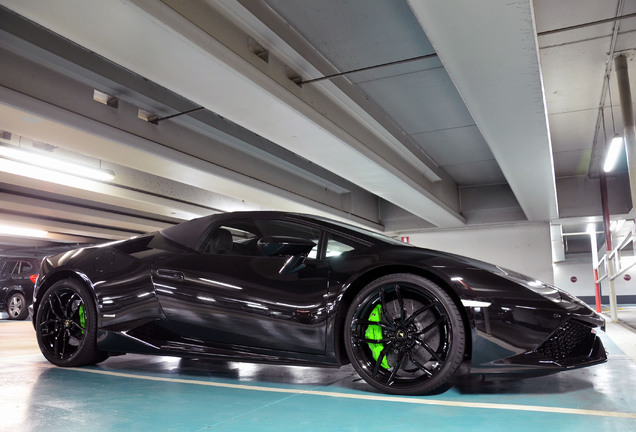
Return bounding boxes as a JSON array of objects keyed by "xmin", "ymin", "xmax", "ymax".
[{"xmin": 0, "ymin": 257, "xmax": 40, "ymax": 320}]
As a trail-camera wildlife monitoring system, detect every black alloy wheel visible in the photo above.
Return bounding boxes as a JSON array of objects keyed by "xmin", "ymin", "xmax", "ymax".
[
  {"xmin": 7, "ymin": 292, "xmax": 28, "ymax": 320},
  {"xmin": 35, "ymin": 279, "xmax": 108, "ymax": 367},
  {"xmin": 344, "ymin": 273, "xmax": 465, "ymax": 395}
]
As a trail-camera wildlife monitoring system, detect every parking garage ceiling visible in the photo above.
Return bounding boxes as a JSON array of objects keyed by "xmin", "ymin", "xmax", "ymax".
[{"xmin": 0, "ymin": 0, "xmax": 634, "ymax": 257}]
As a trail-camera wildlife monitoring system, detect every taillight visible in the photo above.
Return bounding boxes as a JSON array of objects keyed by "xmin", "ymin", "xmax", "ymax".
[{"xmin": 29, "ymin": 274, "xmax": 38, "ymax": 284}]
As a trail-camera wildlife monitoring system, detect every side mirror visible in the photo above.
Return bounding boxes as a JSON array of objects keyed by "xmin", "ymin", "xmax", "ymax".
[
  {"xmin": 257, "ymin": 236, "xmax": 316, "ymax": 274},
  {"xmin": 257, "ymin": 236, "xmax": 316, "ymax": 257}
]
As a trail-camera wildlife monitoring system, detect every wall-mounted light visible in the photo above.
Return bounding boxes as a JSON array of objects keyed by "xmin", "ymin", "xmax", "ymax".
[
  {"xmin": 93, "ymin": 89, "xmax": 119, "ymax": 108},
  {"xmin": 0, "ymin": 145, "xmax": 114, "ymax": 181},
  {"xmin": 603, "ymin": 135, "xmax": 624, "ymax": 172}
]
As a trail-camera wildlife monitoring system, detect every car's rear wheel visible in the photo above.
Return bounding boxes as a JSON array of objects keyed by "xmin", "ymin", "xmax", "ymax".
[
  {"xmin": 7, "ymin": 292, "xmax": 28, "ymax": 320},
  {"xmin": 35, "ymin": 279, "xmax": 108, "ymax": 367},
  {"xmin": 344, "ymin": 273, "xmax": 465, "ymax": 395}
]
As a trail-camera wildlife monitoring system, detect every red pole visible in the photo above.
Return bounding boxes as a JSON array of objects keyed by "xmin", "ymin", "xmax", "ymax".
[
  {"xmin": 599, "ymin": 172, "xmax": 612, "ymax": 251},
  {"xmin": 598, "ymin": 171, "xmax": 613, "ymax": 313},
  {"xmin": 594, "ymin": 268, "xmax": 602, "ymax": 313}
]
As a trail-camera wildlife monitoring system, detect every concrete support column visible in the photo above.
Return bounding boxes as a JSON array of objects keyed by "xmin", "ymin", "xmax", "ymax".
[
  {"xmin": 615, "ymin": 54, "xmax": 636, "ymax": 213},
  {"xmin": 611, "ymin": 54, "xmax": 636, "ymax": 322}
]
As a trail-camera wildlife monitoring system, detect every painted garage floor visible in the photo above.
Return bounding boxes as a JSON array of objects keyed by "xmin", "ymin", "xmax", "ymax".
[{"xmin": 1, "ymin": 318, "xmax": 636, "ymax": 432}]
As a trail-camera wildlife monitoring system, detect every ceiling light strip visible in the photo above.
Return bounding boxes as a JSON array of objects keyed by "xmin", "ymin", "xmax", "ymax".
[
  {"xmin": 0, "ymin": 157, "xmax": 105, "ymax": 188},
  {"xmin": 0, "ymin": 145, "xmax": 114, "ymax": 181},
  {"xmin": 603, "ymin": 136, "xmax": 624, "ymax": 172},
  {"xmin": 0, "ymin": 224, "xmax": 48, "ymax": 238}
]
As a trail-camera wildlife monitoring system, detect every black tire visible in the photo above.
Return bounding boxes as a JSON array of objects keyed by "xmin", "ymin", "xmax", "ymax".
[
  {"xmin": 7, "ymin": 292, "xmax": 28, "ymax": 320},
  {"xmin": 35, "ymin": 279, "xmax": 109, "ymax": 367},
  {"xmin": 344, "ymin": 273, "xmax": 465, "ymax": 395}
]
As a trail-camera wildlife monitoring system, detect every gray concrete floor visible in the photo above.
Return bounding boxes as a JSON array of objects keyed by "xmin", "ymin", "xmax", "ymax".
[
  {"xmin": 614, "ymin": 306, "xmax": 636, "ymax": 331},
  {"xmin": 1, "ymin": 316, "xmax": 636, "ymax": 431}
]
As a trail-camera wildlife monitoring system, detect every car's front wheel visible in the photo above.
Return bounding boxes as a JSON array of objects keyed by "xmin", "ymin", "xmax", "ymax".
[
  {"xmin": 7, "ymin": 292, "xmax": 28, "ymax": 320},
  {"xmin": 344, "ymin": 273, "xmax": 465, "ymax": 395},
  {"xmin": 35, "ymin": 279, "xmax": 108, "ymax": 367}
]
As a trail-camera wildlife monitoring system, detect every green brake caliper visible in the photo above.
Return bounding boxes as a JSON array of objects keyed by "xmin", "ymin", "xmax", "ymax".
[
  {"xmin": 365, "ymin": 304, "xmax": 390, "ymax": 369},
  {"xmin": 79, "ymin": 304, "xmax": 86, "ymax": 335}
]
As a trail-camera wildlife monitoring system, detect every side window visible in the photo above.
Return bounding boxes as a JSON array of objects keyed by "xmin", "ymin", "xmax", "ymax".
[
  {"xmin": 1, "ymin": 261, "xmax": 18, "ymax": 277},
  {"xmin": 326, "ymin": 233, "xmax": 361, "ymax": 258},
  {"xmin": 201, "ymin": 225, "xmax": 259, "ymax": 255},
  {"xmin": 256, "ymin": 219, "xmax": 321, "ymax": 259},
  {"xmin": 18, "ymin": 261, "xmax": 33, "ymax": 274},
  {"xmin": 200, "ymin": 219, "xmax": 321, "ymax": 258}
]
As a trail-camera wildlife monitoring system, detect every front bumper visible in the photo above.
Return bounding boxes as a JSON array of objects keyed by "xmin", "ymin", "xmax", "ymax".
[
  {"xmin": 490, "ymin": 317, "xmax": 606, "ymax": 370},
  {"xmin": 468, "ymin": 299, "xmax": 607, "ymax": 373}
]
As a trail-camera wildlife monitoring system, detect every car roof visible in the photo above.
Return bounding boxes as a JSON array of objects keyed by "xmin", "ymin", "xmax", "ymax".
[{"xmin": 159, "ymin": 211, "xmax": 407, "ymax": 250}]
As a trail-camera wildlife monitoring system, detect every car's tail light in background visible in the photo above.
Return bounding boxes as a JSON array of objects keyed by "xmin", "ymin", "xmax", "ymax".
[{"xmin": 29, "ymin": 274, "xmax": 38, "ymax": 284}]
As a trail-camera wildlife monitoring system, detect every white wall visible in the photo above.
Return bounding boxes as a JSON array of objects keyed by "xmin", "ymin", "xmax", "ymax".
[
  {"xmin": 607, "ymin": 270, "xmax": 636, "ymax": 299},
  {"xmin": 553, "ymin": 257, "xmax": 636, "ymax": 302},
  {"xmin": 401, "ymin": 222, "xmax": 636, "ymax": 305},
  {"xmin": 553, "ymin": 258, "xmax": 596, "ymax": 297},
  {"xmin": 402, "ymin": 222, "xmax": 554, "ymax": 284}
]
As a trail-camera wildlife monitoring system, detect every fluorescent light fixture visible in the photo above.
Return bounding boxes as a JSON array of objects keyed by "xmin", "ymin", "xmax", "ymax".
[
  {"xmin": 0, "ymin": 224, "xmax": 48, "ymax": 238},
  {"xmin": 0, "ymin": 146, "xmax": 114, "ymax": 181},
  {"xmin": 603, "ymin": 136, "xmax": 624, "ymax": 172},
  {"xmin": 0, "ymin": 158, "xmax": 105, "ymax": 188}
]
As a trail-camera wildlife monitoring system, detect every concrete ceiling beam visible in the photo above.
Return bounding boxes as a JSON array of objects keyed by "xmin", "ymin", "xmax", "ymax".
[
  {"xmin": 408, "ymin": 0, "xmax": 559, "ymax": 222},
  {"xmin": 0, "ymin": 0, "xmax": 465, "ymax": 227}
]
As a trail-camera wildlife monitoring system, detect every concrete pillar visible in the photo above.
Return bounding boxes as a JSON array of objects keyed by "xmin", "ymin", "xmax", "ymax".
[
  {"xmin": 615, "ymin": 54, "xmax": 636, "ymax": 212},
  {"xmin": 611, "ymin": 54, "xmax": 636, "ymax": 322}
]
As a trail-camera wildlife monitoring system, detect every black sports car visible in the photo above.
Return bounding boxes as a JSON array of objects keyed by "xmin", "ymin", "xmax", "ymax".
[{"xmin": 31, "ymin": 211, "xmax": 606, "ymax": 395}]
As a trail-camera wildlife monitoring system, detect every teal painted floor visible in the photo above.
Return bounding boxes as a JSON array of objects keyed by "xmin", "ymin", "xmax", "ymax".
[{"xmin": 1, "ymin": 320, "xmax": 635, "ymax": 432}]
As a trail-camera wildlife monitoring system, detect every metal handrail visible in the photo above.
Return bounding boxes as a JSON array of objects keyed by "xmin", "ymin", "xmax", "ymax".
[
  {"xmin": 610, "ymin": 260, "xmax": 636, "ymax": 281},
  {"xmin": 612, "ymin": 229, "xmax": 635, "ymax": 278}
]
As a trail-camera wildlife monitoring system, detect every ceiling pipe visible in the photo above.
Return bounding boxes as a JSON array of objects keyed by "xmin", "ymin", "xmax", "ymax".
[
  {"xmin": 587, "ymin": 0, "xmax": 623, "ymax": 176},
  {"xmin": 299, "ymin": 53, "xmax": 438, "ymax": 85},
  {"xmin": 537, "ymin": 11, "xmax": 636, "ymax": 37}
]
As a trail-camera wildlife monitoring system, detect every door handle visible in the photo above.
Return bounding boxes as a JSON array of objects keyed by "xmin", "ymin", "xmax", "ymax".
[{"xmin": 155, "ymin": 269, "xmax": 185, "ymax": 281}]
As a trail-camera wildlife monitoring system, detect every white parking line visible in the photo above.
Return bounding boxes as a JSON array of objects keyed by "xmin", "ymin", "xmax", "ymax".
[{"xmin": 65, "ymin": 367, "xmax": 636, "ymax": 420}]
